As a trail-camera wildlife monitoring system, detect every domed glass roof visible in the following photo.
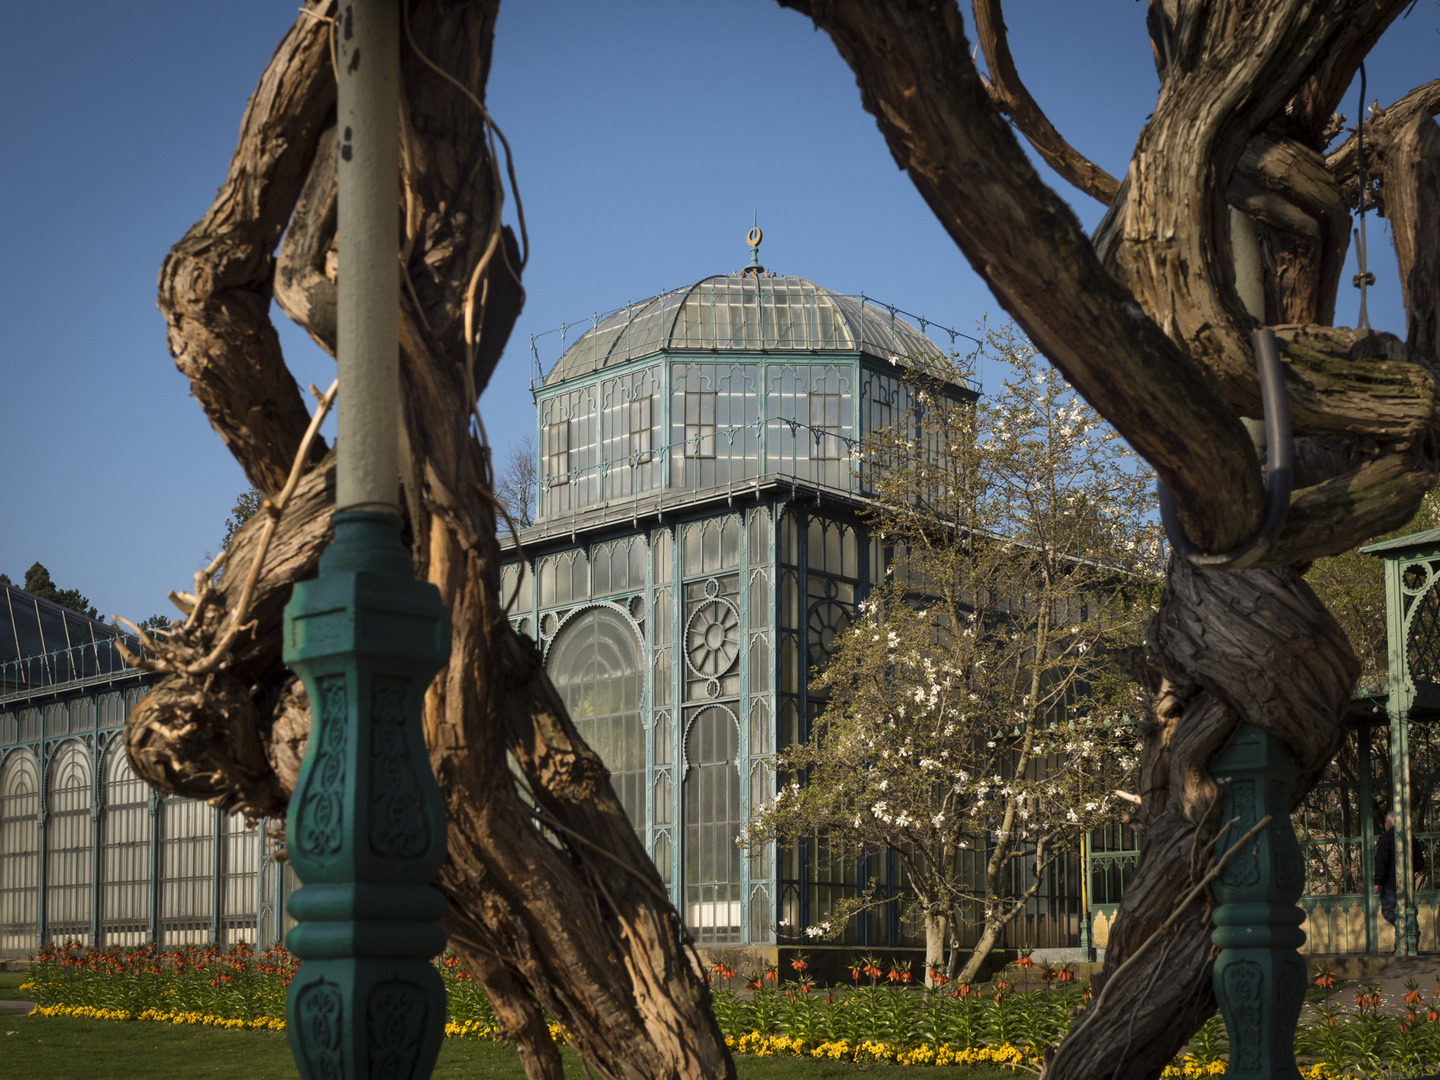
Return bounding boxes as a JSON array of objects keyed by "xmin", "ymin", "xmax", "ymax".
[{"xmin": 543, "ymin": 275, "xmax": 948, "ymax": 386}]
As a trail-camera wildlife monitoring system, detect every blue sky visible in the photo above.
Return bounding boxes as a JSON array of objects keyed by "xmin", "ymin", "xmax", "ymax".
[{"xmin": 0, "ymin": 2, "xmax": 1433, "ymax": 625}]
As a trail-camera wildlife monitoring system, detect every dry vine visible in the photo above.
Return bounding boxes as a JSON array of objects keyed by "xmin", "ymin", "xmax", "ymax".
[{"xmin": 136, "ymin": 4, "xmax": 731, "ymax": 1080}]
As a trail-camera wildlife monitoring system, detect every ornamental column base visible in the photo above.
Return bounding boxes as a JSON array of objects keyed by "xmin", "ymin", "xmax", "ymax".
[
  {"xmin": 1208, "ymin": 723, "xmax": 1306, "ymax": 1080},
  {"xmin": 283, "ymin": 510, "xmax": 451, "ymax": 1080}
]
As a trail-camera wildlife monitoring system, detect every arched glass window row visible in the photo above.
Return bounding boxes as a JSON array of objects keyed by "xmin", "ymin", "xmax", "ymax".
[{"xmin": 45, "ymin": 741, "xmax": 93, "ymax": 943}]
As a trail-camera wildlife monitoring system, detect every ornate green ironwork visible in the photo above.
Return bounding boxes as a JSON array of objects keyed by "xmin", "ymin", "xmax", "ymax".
[
  {"xmin": 1209, "ymin": 723, "xmax": 1306, "ymax": 1080},
  {"xmin": 1362, "ymin": 527, "xmax": 1440, "ymax": 955},
  {"xmin": 283, "ymin": 511, "xmax": 450, "ymax": 1080}
]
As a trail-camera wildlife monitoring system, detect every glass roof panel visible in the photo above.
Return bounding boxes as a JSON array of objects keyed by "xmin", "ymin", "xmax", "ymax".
[
  {"xmin": 0, "ymin": 583, "xmax": 139, "ymax": 697},
  {"xmin": 543, "ymin": 274, "xmax": 951, "ymax": 386}
]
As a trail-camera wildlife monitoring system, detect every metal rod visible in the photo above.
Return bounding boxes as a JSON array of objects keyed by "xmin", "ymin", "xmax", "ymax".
[{"xmin": 335, "ymin": 0, "xmax": 401, "ymax": 514}]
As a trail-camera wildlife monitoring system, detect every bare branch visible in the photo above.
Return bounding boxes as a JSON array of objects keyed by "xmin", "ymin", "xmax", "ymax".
[
  {"xmin": 1381, "ymin": 111, "xmax": 1440, "ymax": 362},
  {"xmin": 1327, "ymin": 77, "xmax": 1440, "ymax": 208},
  {"xmin": 779, "ymin": 0, "xmax": 1439, "ymax": 566},
  {"xmin": 971, "ymin": 0, "xmax": 1120, "ymax": 205},
  {"xmin": 186, "ymin": 380, "xmax": 336, "ymax": 675},
  {"xmin": 777, "ymin": 0, "xmax": 1265, "ymax": 555}
]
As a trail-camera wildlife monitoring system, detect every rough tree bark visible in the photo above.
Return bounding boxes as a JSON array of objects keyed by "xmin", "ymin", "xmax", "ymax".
[
  {"xmin": 774, "ymin": 1, "xmax": 1439, "ymax": 1078},
  {"xmin": 131, "ymin": 4, "xmax": 732, "ymax": 1080}
]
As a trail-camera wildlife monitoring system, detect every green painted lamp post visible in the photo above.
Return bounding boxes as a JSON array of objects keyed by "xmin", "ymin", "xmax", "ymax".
[
  {"xmin": 282, "ymin": 2, "xmax": 451, "ymax": 1078},
  {"xmin": 1208, "ymin": 724, "xmax": 1307, "ymax": 1080}
]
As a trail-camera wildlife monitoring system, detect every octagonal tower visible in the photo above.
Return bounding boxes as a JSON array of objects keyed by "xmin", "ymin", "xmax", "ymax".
[{"xmin": 502, "ymin": 237, "xmax": 976, "ymax": 961}]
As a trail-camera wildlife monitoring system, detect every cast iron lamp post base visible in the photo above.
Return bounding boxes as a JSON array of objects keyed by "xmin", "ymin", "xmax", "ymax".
[{"xmin": 282, "ymin": 510, "xmax": 450, "ymax": 1080}]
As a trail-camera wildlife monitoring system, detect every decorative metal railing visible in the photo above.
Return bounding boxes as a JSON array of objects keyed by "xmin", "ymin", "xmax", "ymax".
[{"xmin": 0, "ymin": 633, "xmax": 153, "ymax": 703}]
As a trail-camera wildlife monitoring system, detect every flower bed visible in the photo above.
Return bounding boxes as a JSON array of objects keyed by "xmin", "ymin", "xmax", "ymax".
[
  {"xmin": 23, "ymin": 941, "xmax": 295, "ymax": 1026},
  {"xmin": 20, "ymin": 943, "xmax": 1440, "ymax": 1076}
]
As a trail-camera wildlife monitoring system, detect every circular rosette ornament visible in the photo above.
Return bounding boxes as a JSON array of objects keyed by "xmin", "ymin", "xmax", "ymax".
[
  {"xmin": 808, "ymin": 601, "xmax": 849, "ymax": 666},
  {"xmin": 685, "ymin": 597, "xmax": 741, "ymax": 686}
]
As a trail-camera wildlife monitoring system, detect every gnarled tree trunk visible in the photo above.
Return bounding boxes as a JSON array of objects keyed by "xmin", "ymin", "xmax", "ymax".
[
  {"xmin": 776, "ymin": 1, "xmax": 1439, "ymax": 1078},
  {"xmin": 131, "ymin": 4, "xmax": 732, "ymax": 1079}
]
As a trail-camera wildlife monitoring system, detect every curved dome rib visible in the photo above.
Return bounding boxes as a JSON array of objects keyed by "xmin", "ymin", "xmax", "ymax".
[{"xmin": 544, "ymin": 275, "xmax": 946, "ymax": 385}]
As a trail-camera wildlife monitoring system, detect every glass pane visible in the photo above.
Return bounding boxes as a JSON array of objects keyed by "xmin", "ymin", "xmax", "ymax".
[
  {"xmin": 547, "ymin": 607, "xmax": 645, "ymax": 842},
  {"xmin": 102, "ymin": 743, "xmax": 150, "ymax": 945},
  {"xmin": 721, "ymin": 517, "xmax": 741, "ymax": 571},
  {"xmin": 748, "ymin": 507, "xmax": 771, "ymax": 565},
  {"xmin": 702, "ymin": 522, "xmax": 721, "ymax": 574},
  {"xmin": 682, "ymin": 524, "xmax": 703, "ymax": 578},
  {"xmin": 683, "ymin": 706, "xmax": 742, "ymax": 945},
  {"xmin": 160, "ymin": 796, "xmax": 214, "ymax": 945},
  {"xmin": 630, "ymin": 536, "xmax": 647, "ymax": 587},
  {"xmin": 593, "ymin": 547, "xmax": 611, "ymax": 596},
  {"xmin": 655, "ymin": 772, "xmax": 673, "ymax": 826},
  {"xmin": 654, "ymin": 529, "xmax": 672, "ymax": 584},
  {"xmin": 653, "ymin": 830, "xmax": 673, "ymax": 885}
]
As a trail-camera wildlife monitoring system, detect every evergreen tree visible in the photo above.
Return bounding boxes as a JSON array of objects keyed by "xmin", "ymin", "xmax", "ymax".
[
  {"xmin": 220, "ymin": 488, "xmax": 263, "ymax": 552},
  {"xmin": 20, "ymin": 562, "xmax": 99, "ymax": 620}
]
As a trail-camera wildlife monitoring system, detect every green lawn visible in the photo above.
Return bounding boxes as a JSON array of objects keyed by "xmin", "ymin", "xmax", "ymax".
[
  {"xmin": 0, "ymin": 972, "xmax": 31, "ymax": 1000},
  {"xmin": 0, "ymin": 1014, "xmax": 1016, "ymax": 1080}
]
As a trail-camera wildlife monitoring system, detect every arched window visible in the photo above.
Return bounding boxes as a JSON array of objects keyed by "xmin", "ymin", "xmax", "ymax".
[
  {"xmin": 0, "ymin": 750, "xmax": 39, "ymax": 953},
  {"xmin": 101, "ymin": 742, "xmax": 150, "ymax": 946},
  {"xmin": 684, "ymin": 705, "xmax": 741, "ymax": 944},
  {"xmin": 45, "ymin": 742, "xmax": 92, "ymax": 943},
  {"xmin": 546, "ymin": 607, "xmax": 645, "ymax": 841},
  {"xmin": 160, "ymin": 794, "xmax": 214, "ymax": 944}
]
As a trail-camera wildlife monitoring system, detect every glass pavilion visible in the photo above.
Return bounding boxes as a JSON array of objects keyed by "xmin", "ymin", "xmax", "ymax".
[
  {"xmin": 503, "ymin": 264, "xmax": 990, "ymax": 955},
  {"xmin": 0, "ymin": 584, "xmax": 292, "ymax": 959}
]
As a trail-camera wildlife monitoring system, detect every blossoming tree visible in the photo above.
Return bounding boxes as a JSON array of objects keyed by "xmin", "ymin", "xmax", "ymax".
[{"xmin": 751, "ymin": 326, "xmax": 1158, "ymax": 983}]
